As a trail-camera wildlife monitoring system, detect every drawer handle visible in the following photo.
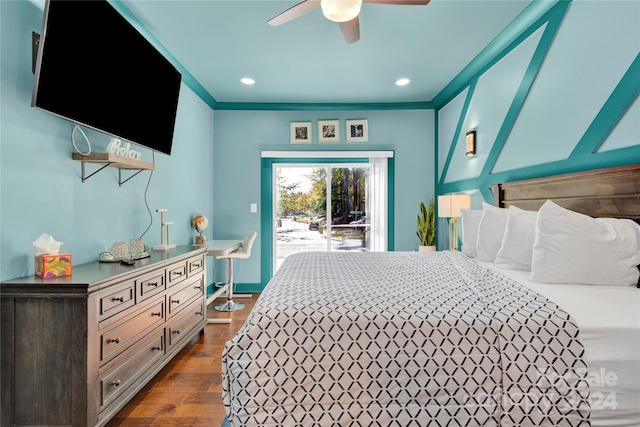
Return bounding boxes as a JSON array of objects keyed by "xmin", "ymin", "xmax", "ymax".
[
  {"xmin": 147, "ymin": 282, "xmax": 159, "ymax": 287},
  {"xmin": 112, "ymin": 297, "xmax": 124, "ymax": 302},
  {"xmin": 111, "ymin": 380, "xmax": 121, "ymax": 387},
  {"xmin": 171, "ymin": 299, "xmax": 180, "ymax": 304},
  {"xmin": 152, "ymin": 345, "xmax": 163, "ymax": 351},
  {"xmin": 193, "ymin": 262, "xmax": 202, "ymax": 268},
  {"xmin": 151, "ymin": 312, "xmax": 162, "ymax": 317},
  {"xmin": 173, "ymin": 271, "xmax": 184, "ymax": 277},
  {"xmin": 196, "ymin": 311, "xmax": 203, "ymax": 316},
  {"xmin": 108, "ymin": 337, "xmax": 121, "ymax": 344},
  {"xmin": 195, "ymin": 285, "xmax": 202, "ymax": 290},
  {"xmin": 173, "ymin": 329, "xmax": 181, "ymax": 335}
]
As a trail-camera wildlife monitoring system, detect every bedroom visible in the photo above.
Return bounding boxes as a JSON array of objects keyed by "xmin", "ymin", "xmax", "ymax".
[{"xmin": 1, "ymin": 0, "xmax": 638, "ymax": 426}]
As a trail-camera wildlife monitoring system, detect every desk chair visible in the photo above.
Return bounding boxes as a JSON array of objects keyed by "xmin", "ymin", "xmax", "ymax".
[{"xmin": 214, "ymin": 230, "xmax": 257, "ymax": 312}]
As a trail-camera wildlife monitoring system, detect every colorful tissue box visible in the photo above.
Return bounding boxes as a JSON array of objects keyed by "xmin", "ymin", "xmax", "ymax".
[{"xmin": 35, "ymin": 253, "xmax": 72, "ymax": 279}]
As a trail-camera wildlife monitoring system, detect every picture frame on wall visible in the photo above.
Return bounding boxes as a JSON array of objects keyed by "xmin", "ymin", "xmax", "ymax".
[
  {"xmin": 346, "ymin": 119, "xmax": 368, "ymax": 142},
  {"xmin": 318, "ymin": 120, "xmax": 340, "ymax": 143},
  {"xmin": 290, "ymin": 122, "xmax": 312, "ymax": 144}
]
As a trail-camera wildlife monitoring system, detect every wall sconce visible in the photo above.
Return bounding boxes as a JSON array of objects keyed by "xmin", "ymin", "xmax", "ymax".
[
  {"xmin": 466, "ymin": 130, "xmax": 476, "ymax": 157},
  {"xmin": 438, "ymin": 194, "xmax": 471, "ymax": 251}
]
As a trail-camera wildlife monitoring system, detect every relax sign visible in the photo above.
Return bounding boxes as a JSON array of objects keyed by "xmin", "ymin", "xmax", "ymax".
[{"xmin": 106, "ymin": 138, "xmax": 142, "ymax": 160}]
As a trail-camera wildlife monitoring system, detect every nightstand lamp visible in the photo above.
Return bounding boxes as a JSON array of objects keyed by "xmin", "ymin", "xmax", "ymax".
[{"xmin": 438, "ymin": 194, "xmax": 471, "ymax": 251}]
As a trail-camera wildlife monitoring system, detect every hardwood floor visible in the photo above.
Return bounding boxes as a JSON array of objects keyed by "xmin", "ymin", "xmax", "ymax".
[{"xmin": 104, "ymin": 294, "xmax": 257, "ymax": 427}]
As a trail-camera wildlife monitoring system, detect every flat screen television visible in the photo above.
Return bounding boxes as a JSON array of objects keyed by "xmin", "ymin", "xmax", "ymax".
[{"xmin": 32, "ymin": 0, "xmax": 181, "ymax": 156}]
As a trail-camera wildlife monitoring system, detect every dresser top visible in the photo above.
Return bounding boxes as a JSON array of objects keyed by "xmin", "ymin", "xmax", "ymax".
[{"xmin": 0, "ymin": 246, "xmax": 207, "ymax": 295}]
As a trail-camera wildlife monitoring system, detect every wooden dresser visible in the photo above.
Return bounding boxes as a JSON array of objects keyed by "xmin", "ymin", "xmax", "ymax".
[{"xmin": 0, "ymin": 246, "xmax": 208, "ymax": 427}]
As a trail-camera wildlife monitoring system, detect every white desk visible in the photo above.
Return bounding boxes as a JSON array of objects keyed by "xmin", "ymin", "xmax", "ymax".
[{"xmin": 197, "ymin": 240, "xmax": 243, "ymax": 324}]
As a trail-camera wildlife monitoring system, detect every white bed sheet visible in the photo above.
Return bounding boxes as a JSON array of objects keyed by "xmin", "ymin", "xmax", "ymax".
[{"xmin": 479, "ymin": 262, "xmax": 640, "ymax": 427}]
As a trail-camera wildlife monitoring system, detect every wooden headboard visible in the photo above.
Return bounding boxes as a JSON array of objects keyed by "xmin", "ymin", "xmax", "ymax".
[{"xmin": 493, "ymin": 164, "xmax": 640, "ymax": 223}]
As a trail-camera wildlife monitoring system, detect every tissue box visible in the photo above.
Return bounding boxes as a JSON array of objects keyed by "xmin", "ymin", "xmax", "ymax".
[{"xmin": 35, "ymin": 253, "xmax": 72, "ymax": 279}]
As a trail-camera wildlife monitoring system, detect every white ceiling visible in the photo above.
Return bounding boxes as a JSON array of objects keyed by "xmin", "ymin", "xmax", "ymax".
[{"xmin": 117, "ymin": 0, "xmax": 534, "ymax": 105}]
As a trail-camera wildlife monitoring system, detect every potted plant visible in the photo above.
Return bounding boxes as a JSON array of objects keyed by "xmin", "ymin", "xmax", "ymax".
[{"xmin": 417, "ymin": 199, "xmax": 436, "ymax": 252}]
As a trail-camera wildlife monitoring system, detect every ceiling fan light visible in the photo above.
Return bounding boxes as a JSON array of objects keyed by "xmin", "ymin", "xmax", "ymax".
[{"xmin": 321, "ymin": 0, "xmax": 362, "ymax": 23}]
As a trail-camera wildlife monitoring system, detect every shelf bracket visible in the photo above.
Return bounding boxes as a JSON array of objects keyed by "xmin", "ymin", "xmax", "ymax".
[
  {"xmin": 118, "ymin": 169, "xmax": 146, "ymax": 186},
  {"xmin": 80, "ymin": 161, "xmax": 112, "ymax": 183}
]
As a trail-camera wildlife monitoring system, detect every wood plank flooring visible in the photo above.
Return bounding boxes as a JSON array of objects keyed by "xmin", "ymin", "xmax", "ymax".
[{"xmin": 104, "ymin": 294, "xmax": 256, "ymax": 427}]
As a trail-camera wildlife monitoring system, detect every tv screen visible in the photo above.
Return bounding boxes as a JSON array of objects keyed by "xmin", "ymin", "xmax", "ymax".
[{"xmin": 32, "ymin": 0, "xmax": 181, "ymax": 156}]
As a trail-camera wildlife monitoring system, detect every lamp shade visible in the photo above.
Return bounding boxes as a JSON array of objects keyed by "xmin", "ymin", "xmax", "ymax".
[
  {"xmin": 438, "ymin": 194, "xmax": 471, "ymax": 218},
  {"xmin": 321, "ymin": 0, "xmax": 362, "ymax": 22}
]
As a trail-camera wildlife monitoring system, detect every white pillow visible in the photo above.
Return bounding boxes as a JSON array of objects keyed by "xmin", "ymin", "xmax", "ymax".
[
  {"xmin": 475, "ymin": 202, "xmax": 509, "ymax": 262},
  {"xmin": 531, "ymin": 200, "xmax": 640, "ymax": 286},
  {"xmin": 460, "ymin": 208, "xmax": 483, "ymax": 258},
  {"xmin": 494, "ymin": 206, "xmax": 537, "ymax": 270}
]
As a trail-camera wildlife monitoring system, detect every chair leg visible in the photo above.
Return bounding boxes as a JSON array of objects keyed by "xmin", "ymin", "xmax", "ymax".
[{"xmin": 214, "ymin": 258, "xmax": 244, "ymax": 312}]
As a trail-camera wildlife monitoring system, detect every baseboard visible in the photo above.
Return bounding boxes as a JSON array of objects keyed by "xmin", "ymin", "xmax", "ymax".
[{"xmin": 233, "ymin": 282, "xmax": 264, "ymax": 293}]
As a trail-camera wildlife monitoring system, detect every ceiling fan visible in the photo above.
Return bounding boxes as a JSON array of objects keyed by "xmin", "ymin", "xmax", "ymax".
[{"xmin": 268, "ymin": 0, "xmax": 430, "ymax": 44}]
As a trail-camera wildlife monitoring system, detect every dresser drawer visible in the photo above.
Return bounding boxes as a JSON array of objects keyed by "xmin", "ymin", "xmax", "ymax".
[
  {"xmin": 167, "ymin": 263, "xmax": 187, "ymax": 287},
  {"xmin": 187, "ymin": 254, "xmax": 205, "ymax": 277},
  {"xmin": 167, "ymin": 298, "xmax": 204, "ymax": 351},
  {"xmin": 99, "ymin": 332, "xmax": 165, "ymax": 408},
  {"xmin": 136, "ymin": 270, "xmax": 166, "ymax": 302},
  {"xmin": 99, "ymin": 282, "xmax": 135, "ymax": 322},
  {"xmin": 168, "ymin": 276, "xmax": 204, "ymax": 318},
  {"xmin": 100, "ymin": 299, "xmax": 165, "ymax": 362}
]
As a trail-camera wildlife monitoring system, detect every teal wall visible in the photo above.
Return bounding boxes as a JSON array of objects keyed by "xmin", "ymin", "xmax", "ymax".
[
  {"xmin": 0, "ymin": 1, "xmax": 215, "ymax": 281},
  {"xmin": 435, "ymin": 0, "xmax": 640, "ymax": 248},
  {"xmin": 2, "ymin": 0, "xmax": 638, "ymax": 288},
  {"xmin": 212, "ymin": 109, "xmax": 434, "ymax": 289}
]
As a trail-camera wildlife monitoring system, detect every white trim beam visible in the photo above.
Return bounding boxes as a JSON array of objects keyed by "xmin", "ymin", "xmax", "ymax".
[{"xmin": 261, "ymin": 151, "xmax": 394, "ymax": 159}]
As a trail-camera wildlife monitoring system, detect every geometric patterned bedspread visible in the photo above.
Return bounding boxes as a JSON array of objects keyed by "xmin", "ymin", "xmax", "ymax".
[{"xmin": 222, "ymin": 251, "xmax": 591, "ymax": 426}]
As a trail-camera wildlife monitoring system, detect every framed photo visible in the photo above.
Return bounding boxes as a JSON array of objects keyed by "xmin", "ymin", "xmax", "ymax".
[
  {"xmin": 346, "ymin": 119, "xmax": 368, "ymax": 142},
  {"xmin": 318, "ymin": 120, "xmax": 340, "ymax": 143},
  {"xmin": 290, "ymin": 122, "xmax": 312, "ymax": 144}
]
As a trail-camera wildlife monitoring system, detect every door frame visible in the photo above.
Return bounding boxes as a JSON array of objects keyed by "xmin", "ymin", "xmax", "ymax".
[{"xmin": 260, "ymin": 151, "xmax": 395, "ymax": 288}]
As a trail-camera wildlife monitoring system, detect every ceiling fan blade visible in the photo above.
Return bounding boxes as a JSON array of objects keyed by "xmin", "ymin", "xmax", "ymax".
[
  {"xmin": 268, "ymin": 0, "xmax": 321, "ymax": 26},
  {"xmin": 339, "ymin": 16, "xmax": 360, "ymax": 44},
  {"xmin": 363, "ymin": 0, "xmax": 430, "ymax": 4}
]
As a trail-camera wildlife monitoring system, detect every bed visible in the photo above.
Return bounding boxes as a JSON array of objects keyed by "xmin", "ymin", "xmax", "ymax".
[
  {"xmin": 491, "ymin": 164, "xmax": 640, "ymax": 427},
  {"xmin": 222, "ymin": 164, "xmax": 640, "ymax": 427}
]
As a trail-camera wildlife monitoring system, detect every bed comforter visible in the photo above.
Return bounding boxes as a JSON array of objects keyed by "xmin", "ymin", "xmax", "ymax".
[{"xmin": 222, "ymin": 251, "xmax": 591, "ymax": 426}]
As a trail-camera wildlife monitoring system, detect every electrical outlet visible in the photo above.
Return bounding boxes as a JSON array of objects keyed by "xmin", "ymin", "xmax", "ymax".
[{"xmin": 250, "ymin": 203, "xmax": 258, "ymax": 213}]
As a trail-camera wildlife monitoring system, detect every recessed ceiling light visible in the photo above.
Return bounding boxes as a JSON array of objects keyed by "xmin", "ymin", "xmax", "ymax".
[
  {"xmin": 395, "ymin": 78, "xmax": 410, "ymax": 86},
  {"xmin": 241, "ymin": 77, "xmax": 255, "ymax": 85}
]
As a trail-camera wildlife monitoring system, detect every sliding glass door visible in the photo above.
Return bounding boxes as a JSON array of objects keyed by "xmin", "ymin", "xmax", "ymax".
[{"xmin": 274, "ymin": 164, "xmax": 373, "ymax": 271}]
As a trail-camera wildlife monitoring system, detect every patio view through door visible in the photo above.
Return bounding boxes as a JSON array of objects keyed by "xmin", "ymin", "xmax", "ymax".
[{"xmin": 274, "ymin": 164, "xmax": 372, "ymax": 271}]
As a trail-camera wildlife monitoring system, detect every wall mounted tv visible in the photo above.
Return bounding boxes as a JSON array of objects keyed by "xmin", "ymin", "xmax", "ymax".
[{"xmin": 32, "ymin": 0, "xmax": 182, "ymax": 156}]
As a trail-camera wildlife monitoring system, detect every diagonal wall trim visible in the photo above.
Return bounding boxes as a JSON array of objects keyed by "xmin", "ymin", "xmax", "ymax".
[
  {"xmin": 434, "ymin": 0, "xmax": 638, "ymax": 249},
  {"xmin": 570, "ymin": 53, "xmax": 640, "ymax": 157},
  {"xmin": 437, "ymin": 1, "xmax": 569, "ymax": 201},
  {"xmin": 438, "ymin": 81, "xmax": 477, "ymax": 186},
  {"xmin": 481, "ymin": 7, "xmax": 567, "ymax": 177},
  {"xmin": 431, "ymin": 0, "xmax": 569, "ymax": 108}
]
